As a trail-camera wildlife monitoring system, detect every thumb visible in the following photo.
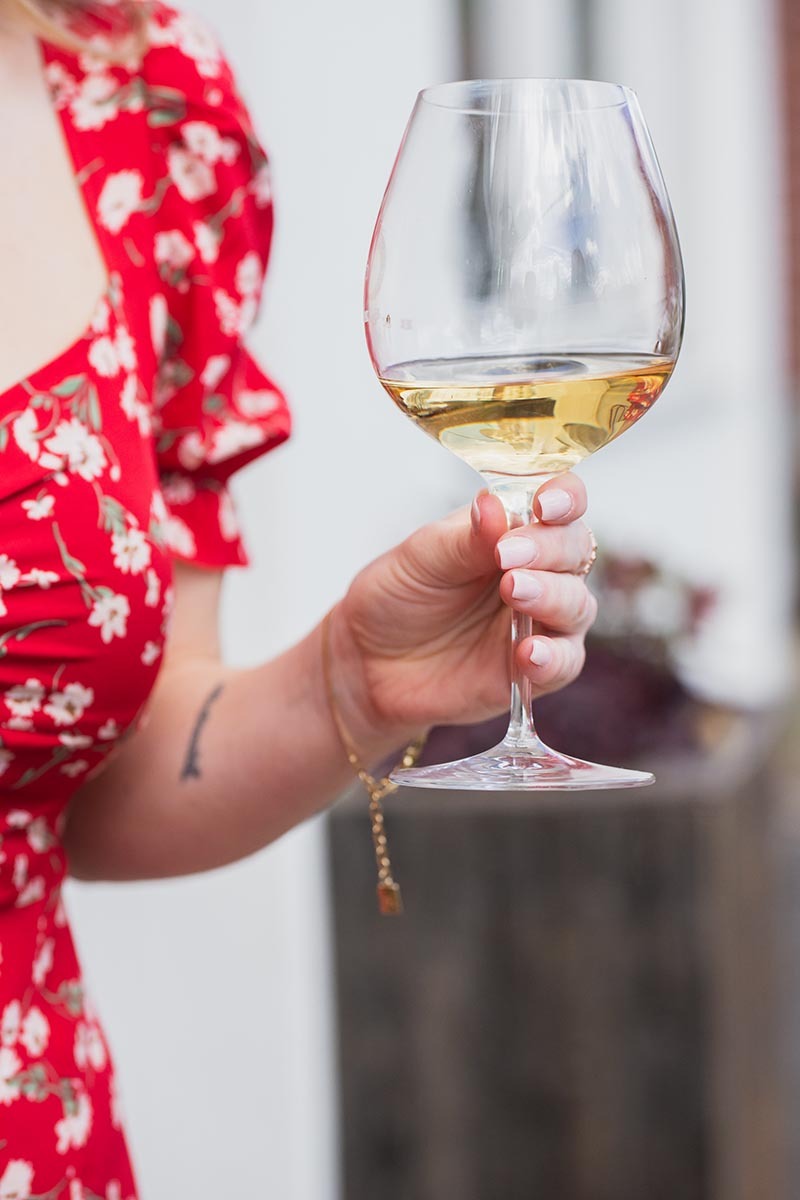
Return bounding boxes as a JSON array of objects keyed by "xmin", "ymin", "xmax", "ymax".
[{"xmin": 401, "ymin": 490, "xmax": 508, "ymax": 587}]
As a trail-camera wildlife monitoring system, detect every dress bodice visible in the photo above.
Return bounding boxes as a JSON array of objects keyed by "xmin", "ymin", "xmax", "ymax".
[{"xmin": 0, "ymin": 5, "xmax": 289, "ymax": 1193}]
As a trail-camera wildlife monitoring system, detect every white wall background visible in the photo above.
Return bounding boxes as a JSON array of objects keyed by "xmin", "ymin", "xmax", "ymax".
[
  {"xmin": 66, "ymin": 1, "xmax": 794, "ymax": 1198},
  {"xmin": 66, "ymin": 2, "xmax": 462, "ymax": 1198}
]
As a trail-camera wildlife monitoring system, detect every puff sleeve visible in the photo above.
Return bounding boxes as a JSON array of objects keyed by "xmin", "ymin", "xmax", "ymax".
[{"xmin": 144, "ymin": 5, "xmax": 291, "ymax": 567}]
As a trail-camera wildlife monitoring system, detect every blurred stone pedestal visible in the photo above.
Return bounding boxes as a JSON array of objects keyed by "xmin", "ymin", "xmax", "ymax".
[{"xmin": 329, "ymin": 728, "xmax": 786, "ymax": 1200}]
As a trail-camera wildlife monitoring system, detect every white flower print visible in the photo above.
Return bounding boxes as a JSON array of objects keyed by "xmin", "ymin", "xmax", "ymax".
[
  {"xmin": 151, "ymin": 13, "xmax": 224, "ymax": 77},
  {"xmin": 213, "ymin": 288, "xmax": 251, "ymax": 338},
  {"xmin": 161, "ymin": 475, "xmax": 195, "ymax": 506},
  {"xmin": 200, "ymin": 354, "xmax": 230, "ymax": 390},
  {"xmin": 55, "ymin": 1090, "xmax": 93, "ymax": 1154},
  {"xmin": 45, "ymin": 58, "xmax": 78, "ymax": 107},
  {"xmin": 237, "ymin": 389, "xmax": 282, "ymax": 418},
  {"xmin": 59, "ymin": 733, "xmax": 92, "ymax": 750},
  {"xmin": 74, "ymin": 1021, "xmax": 107, "ymax": 1072},
  {"xmin": 98, "ymin": 717, "xmax": 120, "ymax": 741},
  {"xmin": 19, "ymin": 1008, "xmax": 49, "ymax": 1058},
  {"xmin": 1, "ymin": 1001, "xmax": 20, "ymax": 1046},
  {"xmin": 21, "ymin": 494, "xmax": 54, "ymax": 521},
  {"xmin": 70, "ymin": 1180, "xmax": 84, "ymax": 1200},
  {"xmin": 251, "ymin": 161, "xmax": 273, "ymax": 207},
  {"xmin": 108, "ymin": 1068, "xmax": 123, "ymax": 1131},
  {"xmin": 208, "ymin": 421, "xmax": 267, "ymax": 464},
  {"xmin": 88, "ymin": 335, "xmax": 120, "ymax": 378},
  {"xmin": 0, "ymin": 555, "xmax": 21, "ymax": 618},
  {"xmin": 115, "ymin": 325, "xmax": 137, "ymax": 373},
  {"xmin": 181, "ymin": 120, "xmax": 240, "ymax": 166},
  {"xmin": 44, "ymin": 419, "xmax": 107, "ymax": 482},
  {"xmin": 219, "ymin": 491, "xmax": 239, "ymax": 541},
  {"xmin": 90, "ymin": 297, "xmax": 111, "ymax": 334},
  {"xmin": 32, "ymin": 938, "xmax": 54, "ymax": 987},
  {"xmin": 167, "ymin": 144, "xmax": 216, "ymax": 203},
  {"xmin": 111, "ymin": 528, "xmax": 151, "ymax": 576},
  {"xmin": 144, "ymin": 568, "xmax": 161, "ymax": 610},
  {"xmin": 5, "ymin": 718, "xmax": 31, "ymax": 732},
  {"xmin": 120, "ymin": 374, "xmax": 151, "ymax": 436},
  {"xmin": 21, "ymin": 569, "xmax": 60, "ymax": 589},
  {"xmin": 97, "ymin": 169, "xmax": 144, "ymax": 234},
  {"xmin": 0, "ymin": 1046, "xmax": 22, "ymax": 1105},
  {"xmin": 44, "ymin": 683, "xmax": 94, "ymax": 727},
  {"xmin": 163, "ymin": 515, "xmax": 196, "ymax": 559},
  {"xmin": 149, "ymin": 293, "xmax": 168, "ymax": 359},
  {"xmin": 5, "ymin": 811, "xmax": 30, "ymax": 828},
  {"xmin": 0, "ymin": 556, "xmax": 20, "ymax": 591},
  {"xmin": 4, "ymin": 680, "xmax": 44, "ymax": 719},
  {"xmin": 235, "ymin": 251, "xmax": 263, "ymax": 298},
  {"xmin": 12, "ymin": 410, "xmax": 41, "ymax": 463},
  {"xmin": 12, "ymin": 856, "xmax": 27, "ymax": 892},
  {"xmin": 176, "ymin": 430, "xmax": 205, "ymax": 471},
  {"xmin": 88, "ymin": 593, "xmax": 130, "ymax": 644},
  {"xmin": 141, "ymin": 641, "xmax": 160, "ymax": 667},
  {"xmin": 155, "ymin": 228, "xmax": 195, "ymax": 271},
  {"xmin": 70, "ymin": 71, "xmax": 118, "ymax": 131},
  {"xmin": 26, "ymin": 816, "xmax": 55, "ymax": 853},
  {"xmin": 16, "ymin": 877, "xmax": 46, "ymax": 907},
  {"xmin": 193, "ymin": 219, "xmax": 221, "ymax": 264},
  {"xmin": 0, "ymin": 1160, "xmax": 33, "ymax": 1200},
  {"xmin": 61, "ymin": 760, "xmax": 89, "ymax": 779}
]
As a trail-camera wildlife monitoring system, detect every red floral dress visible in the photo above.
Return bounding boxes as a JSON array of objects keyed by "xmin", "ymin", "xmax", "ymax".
[{"xmin": 0, "ymin": 6, "xmax": 290, "ymax": 1196}]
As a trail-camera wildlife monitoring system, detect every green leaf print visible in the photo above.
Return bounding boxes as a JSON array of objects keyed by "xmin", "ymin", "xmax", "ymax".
[
  {"xmin": 51, "ymin": 374, "xmax": 87, "ymax": 398},
  {"xmin": 99, "ymin": 495, "xmax": 128, "ymax": 536},
  {"xmin": 18, "ymin": 1063, "xmax": 48, "ymax": 1102},
  {"xmin": 0, "ymin": 424, "xmax": 8, "ymax": 452},
  {"xmin": 0, "ymin": 620, "xmax": 69, "ymax": 659},
  {"xmin": 57, "ymin": 979, "xmax": 85, "ymax": 1018},
  {"xmin": 52, "ymin": 524, "xmax": 87, "ymax": 578},
  {"xmin": 148, "ymin": 107, "xmax": 186, "ymax": 127},
  {"xmin": 87, "ymin": 383, "xmax": 102, "ymax": 432}
]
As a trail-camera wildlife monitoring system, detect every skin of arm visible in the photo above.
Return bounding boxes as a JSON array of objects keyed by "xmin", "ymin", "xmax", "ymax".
[
  {"xmin": 63, "ymin": 477, "xmax": 597, "ymax": 881},
  {"xmin": 63, "ymin": 564, "xmax": 369, "ymax": 880}
]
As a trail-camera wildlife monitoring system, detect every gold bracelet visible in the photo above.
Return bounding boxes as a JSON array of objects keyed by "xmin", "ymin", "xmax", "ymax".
[{"xmin": 321, "ymin": 609, "xmax": 427, "ymax": 916}]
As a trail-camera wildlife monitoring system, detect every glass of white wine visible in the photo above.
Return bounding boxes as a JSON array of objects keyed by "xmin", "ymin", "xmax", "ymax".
[{"xmin": 365, "ymin": 79, "xmax": 684, "ymax": 791}]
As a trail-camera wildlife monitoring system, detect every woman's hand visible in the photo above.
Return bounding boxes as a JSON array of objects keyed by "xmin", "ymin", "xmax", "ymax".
[{"xmin": 331, "ymin": 474, "xmax": 597, "ymax": 757}]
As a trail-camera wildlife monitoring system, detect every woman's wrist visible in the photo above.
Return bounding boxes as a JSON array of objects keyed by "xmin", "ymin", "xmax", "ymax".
[{"xmin": 319, "ymin": 602, "xmax": 426, "ymax": 772}]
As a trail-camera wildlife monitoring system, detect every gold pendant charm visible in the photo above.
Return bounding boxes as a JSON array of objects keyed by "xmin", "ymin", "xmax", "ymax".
[{"xmin": 377, "ymin": 881, "xmax": 403, "ymax": 916}]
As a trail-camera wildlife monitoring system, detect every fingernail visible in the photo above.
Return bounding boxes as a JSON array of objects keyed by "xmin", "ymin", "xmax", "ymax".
[
  {"xmin": 470, "ymin": 496, "xmax": 481, "ymax": 533},
  {"xmin": 529, "ymin": 638, "xmax": 553, "ymax": 667},
  {"xmin": 511, "ymin": 571, "xmax": 543, "ymax": 601},
  {"xmin": 538, "ymin": 488, "xmax": 573, "ymax": 521},
  {"xmin": 498, "ymin": 536, "xmax": 537, "ymax": 569}
]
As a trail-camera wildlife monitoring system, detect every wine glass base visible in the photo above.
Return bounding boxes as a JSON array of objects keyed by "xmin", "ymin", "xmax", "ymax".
[{"xmin": 389, "ymin": 740, "xmax": 654, "ymax": 792}]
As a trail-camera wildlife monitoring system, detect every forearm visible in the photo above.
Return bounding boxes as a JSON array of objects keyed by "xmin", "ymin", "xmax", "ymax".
[{"xmin": 63, "ymin": 612, "xmax": 404, "ymax": 880}]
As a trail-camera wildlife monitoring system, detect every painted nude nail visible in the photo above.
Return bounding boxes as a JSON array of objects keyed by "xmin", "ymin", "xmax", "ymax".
[
  {"xmin": 511, "ymin": 571, "xmax": 543, "ymax": 601},
  {"xmin": 538, "ymin": 488, "xmax": 573, "ymax": 521},
  {"xmin": 498, "ymin": 536, "xmax": 537, "ymax": 569},
  {"xmin": 529, "ymin": 638, "xmax": 553, "ymax": 667}
]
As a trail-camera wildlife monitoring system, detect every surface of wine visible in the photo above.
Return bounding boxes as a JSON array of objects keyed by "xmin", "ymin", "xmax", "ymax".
[{"xmin": 380, "ymin": 353, "xmax": 673, "ymax": 477}]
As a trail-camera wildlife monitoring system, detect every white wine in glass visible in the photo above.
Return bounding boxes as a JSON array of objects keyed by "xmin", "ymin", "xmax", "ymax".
[{"xmin": 365, "ymin": 79, "xmax": 684, "ymax": 791}]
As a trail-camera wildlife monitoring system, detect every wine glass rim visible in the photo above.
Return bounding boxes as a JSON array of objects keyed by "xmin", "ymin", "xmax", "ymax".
[{"xmin": 418, "ymin": 78, "xmax": 636, "ymax": 115}]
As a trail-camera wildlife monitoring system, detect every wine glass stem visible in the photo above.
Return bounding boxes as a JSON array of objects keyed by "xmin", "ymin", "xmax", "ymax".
[{"xmin": 487, "ymin": 474, "xmax": 554, "ymax": 755}]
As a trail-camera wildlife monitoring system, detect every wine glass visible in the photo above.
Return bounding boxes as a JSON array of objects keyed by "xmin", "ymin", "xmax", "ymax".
[{"xmin": 364, "ymin": 79, "xmax": 684, "ymax": 791}]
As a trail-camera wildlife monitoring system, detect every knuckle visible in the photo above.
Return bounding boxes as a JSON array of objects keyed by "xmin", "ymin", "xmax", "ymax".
[{"xmin": 567, "ymin": 580, "xmax": 593, "ymax": 627}]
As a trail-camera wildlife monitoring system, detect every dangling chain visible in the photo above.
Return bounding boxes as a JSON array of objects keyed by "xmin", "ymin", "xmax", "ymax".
[{"xmin": 321, "ymin": 610, "xmax": 427, "ymax": 915}]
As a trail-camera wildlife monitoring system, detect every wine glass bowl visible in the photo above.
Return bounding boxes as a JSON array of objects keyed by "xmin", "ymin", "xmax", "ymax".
[{"xmin": 365, "ymin": 78, "xmax": 684, "ymax": 791}]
